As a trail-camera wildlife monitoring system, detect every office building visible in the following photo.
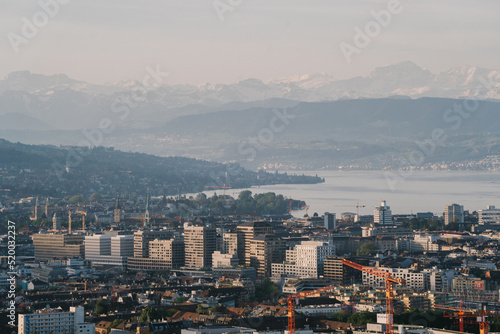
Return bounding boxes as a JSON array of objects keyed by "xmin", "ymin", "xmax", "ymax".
[
  {"xmin": 18, "ymin": 306, "xmax": 95, "ymax": 334},
  {"xmin": 324, "ymin": 212, "xmax": 336, "ymax": 230},
  {"xmin": 479, "ymin": 205, "xmax": 500, "ymax": 224},
  {"xmin": 212, "ymin": 251, "xmax": 239, "ymax": 268},
  {"xmin": 222, "ymin": 232, "xmax": 239, "ymax": 255},
  {"xmin": 324, "ymin": 256, "xmax": 366, "ymax": 285},
  {"xmin": 84, "ymin": 235, "xmax": 133, "ymax": 268},
  {"xmin": 128, "ymin": 238, "xmax": 184, "ymax": 271},
  {"xmin": 184, "ymin": 225, "xmax": 217, "ymax": 268},
  {"xmin": 374, "ymin": 200, "xmax": 392, "ymax": 225},
  {"xmin": 272, "ymin": 241, "xmax": 335, "ymax": 278},
  {"xmin": 236, "ymin": 222, "xmax": 273, "ymax": 266},
  {"xmin": 133, "ymin": 229, "xmax": 174, "ymax": 258},
  {"xmin": 444, "ymin": 203, "xmax": 464, "ymax": 227},
  {"xmin": 32, "ymin": 234, "xmax": 84, "ymax": 262},
  {"xmin": 249, "ymin": 234, "xmax": 286, "ymax": 278}
]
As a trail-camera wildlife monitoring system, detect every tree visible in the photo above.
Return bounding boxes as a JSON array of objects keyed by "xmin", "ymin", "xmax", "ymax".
[
  {"xmin": 94, "ymin": 298, "xmax": 108, "ymax": 316},
  {"xmin": 68, "ymin": 195, "xmax": 84, "ymax": 204},
  {"xmin": 358, "ymin": 242, "xmax": 377, "ymax": 255},
  {"xmin": 255, "ymin": 278, "xmax": 279, "ymax": 301}
]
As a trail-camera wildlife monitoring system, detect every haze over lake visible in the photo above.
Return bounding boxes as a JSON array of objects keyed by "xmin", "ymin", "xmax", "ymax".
[{"xmin": 216, "ymin": 171, "xmax": 500, "ymax": 217}]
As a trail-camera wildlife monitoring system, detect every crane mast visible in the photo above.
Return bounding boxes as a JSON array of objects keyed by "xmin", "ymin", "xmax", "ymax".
[{"xmin": 341, "ymin": 259, "xmax": 405, "ymax": 334}]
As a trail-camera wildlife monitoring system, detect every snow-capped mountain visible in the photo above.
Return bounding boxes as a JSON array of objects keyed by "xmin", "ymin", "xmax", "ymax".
[{"xmin": 1, "ymin": 62, "xmax": 500, "ymax": 131}]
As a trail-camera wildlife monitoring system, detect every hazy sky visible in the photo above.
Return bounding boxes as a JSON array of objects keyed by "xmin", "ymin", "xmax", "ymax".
[{"xmin": 1, "ymin": 0, "xmax": 499, "ymax": 85}]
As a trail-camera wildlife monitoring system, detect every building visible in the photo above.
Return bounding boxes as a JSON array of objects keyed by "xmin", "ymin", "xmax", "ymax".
[
  {"xmin": 323, "ymin": 256, "xmax": 367, "ymax": 285},
  {"xmin": 374, "ymin": 200, "xmax": 392, "ymax": 225},
  {"xmin": 185, "ymin": 225, "xmax": 217, "ymax": 268},
  {"xmin": 363, "ymin": 267, "xmax": 428, "ymax": 291},
  {"xmin": 133, "ymin": 229, "xmax": 174, "ymax": 258},
  {"xmin": 32, "ymin": 234, "xmax": 84, "ymax": 262},
  {"xmin": 222, "ymin": 232, "xmax": 239, "ymax": 256},
  {"xmin": 113, "ymin": 195, "xmax": 122, "ymax": 223},
  {"xmin": 272, "ymin": 241, "xmax": 335, "ymax": 278},
  {"xmin": 324, "ymin": 212, "xmax": 336, "ymax": 230},
  {"xmin": 249, "ymin": 234, "xmax": 286, "ymax": 278},
  {"xmin": 84, "ymin": 235, "xmax": 134, "ymax": 268},
  {"xmin": 128, "ymin": 238, "xmax": 184, "ymax": 271},
  {"xmin": 236, "ymin": 222, "xmax": 273, "ymax": 266},
  {"xmin": 52, "ymin": 213, "xmax": 62, "ymax": 230},
  {"xmin": 212, "ymin": 251, "xmax": 239, "ymax": 268},
  {"xmin": 478, "ymin": 205, "xmax": 500, "ymax": 224},
  {"xmin": 444, "ymin": 203, "xmax": 464, "ymax": 226},
  {"xmin": 18, "ymin": 306, "xmax": 95, "ymax": 334}
]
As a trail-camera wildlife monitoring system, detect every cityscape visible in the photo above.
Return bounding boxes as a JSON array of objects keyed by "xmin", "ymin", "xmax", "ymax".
[{"xmin": 2, "ymin": 1, "xmax": 500, "ymax": 334}]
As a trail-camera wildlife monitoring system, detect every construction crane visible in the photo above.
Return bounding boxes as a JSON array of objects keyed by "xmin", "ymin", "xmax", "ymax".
[
  {"xmin": 435, "ymin": 302, "xmax": 492, "ymax": 334},
  {"xmin": 54, "ymin": 281, "xmax": 87, "ymax": 292},
  {"xmin": 75, "ymin": 210, "xmax": 88, "ymax": 232},
  {"xmin": 279, "ymin": 282, "xmax": 338, "ymax": 334},
  {"xmin": 342, "ymin": 259, "xmax": 405, "ymax": 334}
]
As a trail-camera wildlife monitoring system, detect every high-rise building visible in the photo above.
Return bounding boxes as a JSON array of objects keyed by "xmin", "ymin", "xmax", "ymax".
[
  {"xmin": 374, "ymin": 200, "xmax": 392, "ymax": 225},
  {"xmin": 184, "ymin": 225, "xmax": 217, "ymax": 268},
  {"xmin": 324, "ymin": 212, "xmax": 336, "ymax": 230},
  {"xmin": 32, "ymin": 234, "xmax": 84, "ymax": 262},
  {"xmin": 52, "ymin": 213, "xmax": 62, "ymax": 230},
  {"xmin": 222, "ymin": 231, "xmax": 239, "ymax": 256},
  {"xmin": 478, "ymin": 205, "xmax": 500, "ymax": 224},
  {"xmin": 128, "ymin": 238, "xmax": 184, "ymax": 271},
  {"xmin": 18, "ymin": 306, "xmax": 95, "ymax": 334},
  {"xmin": 84, "ymin": 235, "xmax": 134, "ymax": 268},
  {"xmin": 249, "ymin": 234, "xmax": 286, "ymax": 278},
  {"xmin": 133, "ymin": 229, "xmax": 174, "ymax": 258},
  {"xmin": 444, "ymin": 203, "xmax": 464, "ymax": 227},
  {"xmin": 323, "ymin": 256, "xmax": 367, "ymax": 285},
  {"xmin": 272, "ymin": 241, "xmax": 335, "ymax": 278},
  {"xmin": 236, "ymin": 222, "xmax": 273, "ymax": 266}
]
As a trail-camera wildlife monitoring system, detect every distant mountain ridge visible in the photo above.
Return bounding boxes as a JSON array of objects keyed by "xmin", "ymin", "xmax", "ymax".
[{"xmin": 1, "ymin": 62, "xmax": 500, "ymax": 131}]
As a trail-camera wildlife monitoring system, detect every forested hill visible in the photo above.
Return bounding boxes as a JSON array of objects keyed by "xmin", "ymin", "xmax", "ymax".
[{"xmin": 0, "ymin": 139, "xmax": 323, "ymax": 198}]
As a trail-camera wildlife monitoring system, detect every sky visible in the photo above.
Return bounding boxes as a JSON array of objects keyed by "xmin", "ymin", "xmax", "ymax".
[{"xmin": 1, "ymin": 0, "xmax": 500, "ymax": 85}]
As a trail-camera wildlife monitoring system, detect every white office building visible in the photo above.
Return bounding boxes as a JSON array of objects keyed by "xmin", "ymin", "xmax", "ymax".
[
  {"xmin": 374, "ymin": 201, "xmax": 392, "ymax": 225},
  {"xmin": 18, "ymin": 306, "xmax": 95, "ymax": 334},
  {"xmin": 272, "ymin": 241, "xmax": 335, "ymax": 278},
  {"xmin": 362, "ymin": 267, "xmax": 427, "ymax": 291},
  {"xmin": 84, "ymin": 234, "xmax": 133, "ymax": 268},
  {"xmin": 479, "ymin": 205, "xmax": 500, "ymax": 224}
]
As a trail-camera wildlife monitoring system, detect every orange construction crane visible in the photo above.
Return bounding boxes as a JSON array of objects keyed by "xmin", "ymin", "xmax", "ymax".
[
  {"xmin": 342, "ymin": 259, "xmax": 405, "ymax": 334},
  {"xmin": 435, "ymin": 302, "xmax": 492, "ymax": 334},
  {"xmin": 279, "ymin": 282, "xmax": 338, "ymax": 334}
]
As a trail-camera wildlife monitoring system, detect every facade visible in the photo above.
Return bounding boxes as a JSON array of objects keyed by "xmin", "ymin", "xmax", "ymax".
[
  {"xmin": 212, "ymin": 251, "xmax": 239, "ymax": 268},
  {"xmin": 249, "ymin": 234, "xmax": 286, "ymax": 278},
  {"xmin": 128, "ymin": 238, "xmax": 184, "ymax": 271},
  {"xmin": 324, "ymin": 212, "xmax": 336, "ymax": 230},
  {"xmin": 374, "ymin": 200, "xmax": 392, "ymax": 225},
  {"xmin": 362, "ymin": 267, "xmax": 428, "ymax": 291},
  {"xmin": 236, "ymin": 222, "xmax": 273, "ymax": 266},
  {"xmin": 32, "ymin": 234, "xmax": 84, "ymax": 262},
  {"xmin": 323, "ymin": 256, "xmax": 366, "ymax": 285},
  {"xmin": 133, "ymin": 229, "xmax": 174, "ymax": 258},
  {"xmin": 479, "ymin": 205, "xmax": 500, "ymax": 224},
  {"xmin": 272, "ymin": 241, "xmax": 335, "ymax": 278},
  {"xmin": 222, "ymin": 232, "xmax": 239, "ymax": 256},
  {"xmin": 444, "ymin": 203, "xmax": 464, "ymax": 226},
  {"xmin": 18, "ymin": 306, "xmax": 95, "ymax": 334},
  {"xmin": 85, "ymin": 234, "xmax": 134, "ymax": 268},
  {"xmin": 184, "ymin": 225, "xmax": 217, "ymax": 268}
]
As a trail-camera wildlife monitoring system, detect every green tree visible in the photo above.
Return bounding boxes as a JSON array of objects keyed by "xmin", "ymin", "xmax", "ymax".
[
  {"xmin": 255, "ymin": 278, "xmax": 279, "ymax": 301},
  {"xmin": 68, "ymin": 195, "xmax": 84, "ymax": 204},
  {"xmin": 89, "ymin": 192, "xmax": 103, "ymax": 202},
  {"xmin": 94, "ymin": 298, "xmax": 108, "ymax": 316},
  {"xmin": 358, "ymin": 242, "xmax": 377, "ymax": 255}
]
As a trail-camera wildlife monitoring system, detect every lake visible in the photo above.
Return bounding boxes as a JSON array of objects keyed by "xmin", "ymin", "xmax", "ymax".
[{"xmin": 214, "ymin": 170, "xmax": 500, "ymax": 217}]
